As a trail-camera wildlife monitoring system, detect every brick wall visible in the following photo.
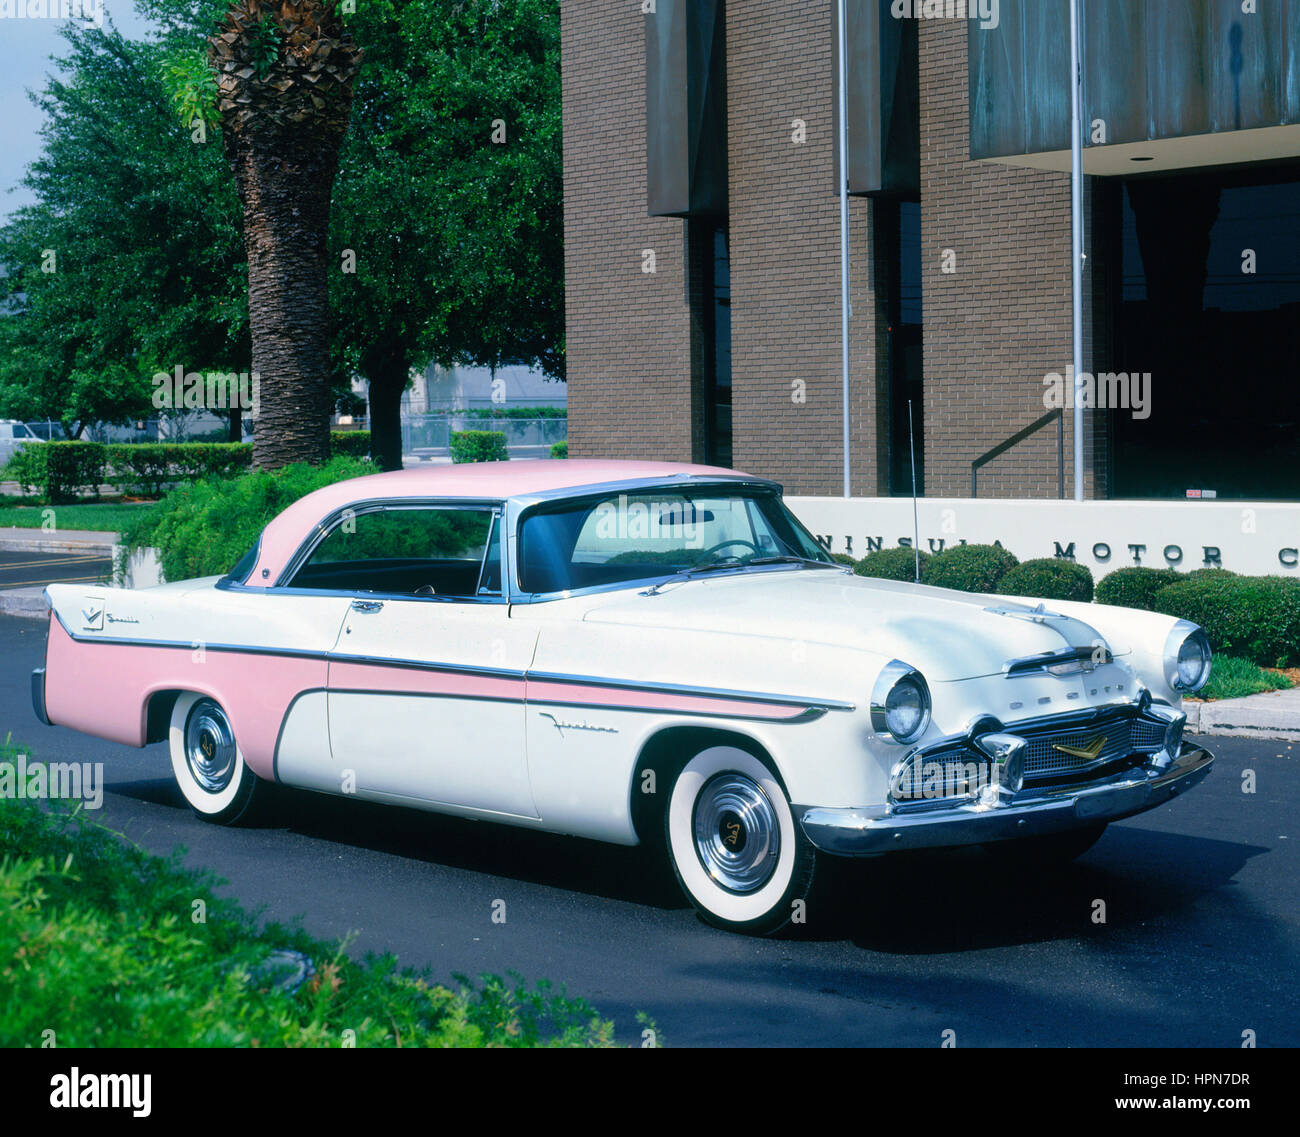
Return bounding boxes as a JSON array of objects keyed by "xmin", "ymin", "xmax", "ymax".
[
  {"xmin": 725, "ymin": 3, "xmax": 884, "ymax": 496},
  {"xmin": 560, "ymin": 3, "xmax": 699, "ymax": 462},
  {"xmin": 918, "ymin": 17, "xmax": 1103, "ymax": 499},
  {"xmin": 560, "ymin": 5, "xmax": 1107, "ymax": 498}
]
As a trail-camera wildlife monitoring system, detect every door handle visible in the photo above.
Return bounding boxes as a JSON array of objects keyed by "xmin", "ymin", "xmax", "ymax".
[{"xmin": 350, "ymin": 599, "xmax": 384, "ymax": 613}]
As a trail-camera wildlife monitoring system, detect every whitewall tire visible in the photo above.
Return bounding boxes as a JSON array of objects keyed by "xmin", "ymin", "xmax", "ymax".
[
  {"xmin": 168, "ymin": 692, "xmax": 266, "ymax": 825},
  {"xmin": 665, "ymin": 746, "xmax": 816, "ymax": 936}
]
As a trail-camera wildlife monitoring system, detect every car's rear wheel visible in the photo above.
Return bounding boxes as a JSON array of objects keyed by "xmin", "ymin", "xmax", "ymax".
[
  {"xmin": 168, "ymin": 693, "xmax": 267, "ymax": 825},
  {"xmin": 983, "ymin": 822, "xmax": 1107, "ymax": 864},
  {"xmin": 665, "ymin": 746, "xmax": 816, "ymax": 936}
]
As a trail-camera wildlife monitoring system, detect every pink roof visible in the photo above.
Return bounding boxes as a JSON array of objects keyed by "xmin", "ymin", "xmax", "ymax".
[{"xmin": 243, "ymin": 459, "xmax": 756, "ymax": 587}]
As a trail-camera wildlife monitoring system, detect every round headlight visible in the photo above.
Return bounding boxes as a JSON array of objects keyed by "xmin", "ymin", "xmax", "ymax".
[
  {"xmin": 1164, "ymin": 621, "xmax": 1212, "ymax": 693},
  {"xmin": 871, "ymin": 661, "xmax": 932, "ymax": 743}
]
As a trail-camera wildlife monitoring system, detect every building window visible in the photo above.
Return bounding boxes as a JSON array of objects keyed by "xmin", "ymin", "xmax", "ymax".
[{"xmin": 698, "ymin": 224, "xmax": 732, "ymax": 467}]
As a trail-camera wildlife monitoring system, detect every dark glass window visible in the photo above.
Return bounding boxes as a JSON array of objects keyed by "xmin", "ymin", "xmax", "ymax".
[
  {"xmin": 290, "ymin": 506, "xmax": 499, "ymax": 597},
  {"xmin": 1113, "ymin": 166, "xmax": 1300, "ymax": 499}
]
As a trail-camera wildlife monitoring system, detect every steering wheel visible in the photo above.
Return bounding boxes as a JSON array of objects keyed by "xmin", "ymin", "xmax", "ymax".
[{"xmin": 700, "ymin": 539, "xmax": 761, "ymax": 561}]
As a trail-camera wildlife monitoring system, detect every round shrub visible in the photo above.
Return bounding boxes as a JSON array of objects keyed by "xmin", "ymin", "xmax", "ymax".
[
  {"xmin": 997, "ymin": 558, "xmax": 1095, "ymax": 602},
  {"xmin": 921, "ymin": 543, "xmax": 1019, "ymax": 593},
  {"xmin": 549, "ymin": 440, "xmax": 568, "ymax": 459},
  {"xmin": 450, "ymin": 430, "xmax": 508, "ymax": 463},
  {"xmin": 853, "ymin": 546, "xmax": 930, "ymax": 581},
  {"xmin": 125, "ymin": 456, "xmax": 377, "ymax": 584},
  {"xmin": 1095, "ymin": 566, "xmax": 1181, "ymax": 611},
  {"xmin": 828, "ymin": 552, "xmax": 857, "ymax": 566},
  {"xmin": 1152, "ymin": 573, "xmax": 1300, "ymax": 669}
]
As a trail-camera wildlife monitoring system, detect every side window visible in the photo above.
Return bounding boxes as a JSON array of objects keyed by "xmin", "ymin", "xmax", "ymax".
[{"xmin": 289, "ymin": 506, "xmax": 500, "ymax": 597}]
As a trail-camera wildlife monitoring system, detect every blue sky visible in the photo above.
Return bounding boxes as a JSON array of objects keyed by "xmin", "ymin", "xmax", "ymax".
[{"xmin": 0, "ymin": 2, "xmax": 155, "ymax": 225}]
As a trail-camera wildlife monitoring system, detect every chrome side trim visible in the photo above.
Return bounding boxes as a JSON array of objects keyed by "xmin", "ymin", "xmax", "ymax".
[{"xmin": 49, "ymin": 608, "xmax": 851, "ymax": 716}]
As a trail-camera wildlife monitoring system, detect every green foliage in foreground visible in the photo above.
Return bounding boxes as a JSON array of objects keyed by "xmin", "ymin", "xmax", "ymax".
[
  {"xmin": 0, "ymin": 744, "xmax": 622, "ymax": 1048},
  {"xmin": 1195, "ymin": 655, "xmax": 1295, "ymax": 702},
  {"xmin": 124, "ymin": 456, "xmax": 377, "ymax": 583}
]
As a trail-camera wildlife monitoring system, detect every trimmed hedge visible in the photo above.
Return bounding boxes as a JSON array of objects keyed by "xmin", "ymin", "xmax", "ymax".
[
  {"xmin": 329, "ymin": 430, "xmax": 371, "ymax": 459},
  {"xmin": 549, "ymin": 440, "xmax": 568, "ymax": 459},
  {"xmin": 1094, "ymin": 566, "xmax": 1182, "ymax": 611},
  {"xmin": 4, "ymin": 441, "xmax": 255, "ymax": 501},
  {"xmin": 108, "ymin": 443, "xmax": 253, "ymax": 497},
  {"xmin": 450, "ymin": 430, "xmax": 509, "ymax": 464},
  {"xmin": 125, "ymin": 456, "xmax": 377, "ymax": 583},
  {"xmin": 920, "ymin": 543, "xmax": 1019, "ymax": 593},
  {"xmin": 1151, "ymin": 573, "xmax": 1300, "ymax": 669},
  {"xmin": 854, "ymin": 546, "xmax": 930, "ymax": 581},
  {"xmin": 997, "ymin": 558, "xmax": 1095, "ymax": 602},
  {"xmin": 828, "ymin": 552, "xmax": 857, "ymax": 566}
]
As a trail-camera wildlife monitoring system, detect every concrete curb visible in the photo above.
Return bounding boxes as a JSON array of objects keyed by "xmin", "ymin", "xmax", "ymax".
[
  {"xmin": 0, "ymin": 527, "xmax": 118, "ymax": 554},
  {"xmin": 1187, "ymin": 694, "xmax": 1300, "ymax": 742},
  {"xmin": 0, "ymin": 586, "xmax": 50, "ymax": 619}
]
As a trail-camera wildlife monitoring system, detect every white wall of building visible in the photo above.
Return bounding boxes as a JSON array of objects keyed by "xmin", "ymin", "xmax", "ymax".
[{"xmin": 785, "ymin": 496, "xmax": 1300, "ymax": 579}]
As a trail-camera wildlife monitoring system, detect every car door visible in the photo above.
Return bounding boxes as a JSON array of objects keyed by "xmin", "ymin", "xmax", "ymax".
[{"xmin": 309, "ymin": 503, "xmax": 540, "ymax": 818}]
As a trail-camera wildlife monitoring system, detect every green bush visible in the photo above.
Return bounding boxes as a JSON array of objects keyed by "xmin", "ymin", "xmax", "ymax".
[
  {"xmin": 921, "ymin": 543, "xmax": 1019, "ymax": 593},
  {"xmin": 828, "ymin": 551, "xmax": 857, "ymax": 566},
  {"xmin": 106, "ymin": 443, "xmax": 253, "ymax": 497},
  {"xmin": 1, "ymin": 444, "xmax": 46, "ymax": 496},
  {"xmin": 450, "ymin": 430, "xmax": 509, "ymax": 464},
  {"xmin": 0, "ymin": 745, "xmax": 620, "ymax": 1047},
  {"xmin": 997, "ymin": 558, "xmax": 1095, "ymax": 602},
  {"xmin": 330, "ymin": 430, "xmax": 371, "ymax": 458},
  {"xmin": 549, "ymin": 439, "xmax": 568, "ymax": 459},
  {"xmin": 853, "ymin": 546, "xmax": 930, "ymax": 581},
  {"xmin": 1094, "ymin": 566, "xmax": 1183, "ymax": 610},
  {"xmin": 125, "ymin": 456, "xmax": 376, "ymax": 583},
  {"xmin": 43, "ymin": 442, "xmax": 109, "ymax": 504},
  {"xmin": 1152, "ymin": 573, "xmax": 1300, "ymax": 668}
]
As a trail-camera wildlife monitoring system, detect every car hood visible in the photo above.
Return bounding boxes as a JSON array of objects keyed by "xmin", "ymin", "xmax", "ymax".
[{"xmin": 579, "ymin": 568, "xmax": 1121, "ymax": 683}]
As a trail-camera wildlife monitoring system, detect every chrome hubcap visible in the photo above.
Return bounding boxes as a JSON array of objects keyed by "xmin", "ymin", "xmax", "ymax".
[
  {"xmin": 184, "ymin": 700, "xmax": 237, "ymax": 794},
  {"xmin": 693, "ymin": 773, "xmax": 780, "ymax": 893}
]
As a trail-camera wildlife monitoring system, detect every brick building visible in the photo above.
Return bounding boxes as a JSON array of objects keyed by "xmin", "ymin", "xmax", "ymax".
[{"xmin": 560, "ymin": 1, "xmax": 1300, "ymax": 502}]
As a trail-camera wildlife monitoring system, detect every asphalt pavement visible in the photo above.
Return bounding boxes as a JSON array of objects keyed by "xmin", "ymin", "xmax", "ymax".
[
  {"xmin": 0, "ymin": 549, "xmax": 111, "ymax": 590},
  {"xmin": 1, "ymin": 613, "xmax": 1296, "ymax": 1047}
]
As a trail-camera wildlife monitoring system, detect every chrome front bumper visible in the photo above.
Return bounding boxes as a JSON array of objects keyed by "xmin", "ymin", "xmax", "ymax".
[{"xmin": 797, "ymin": 742, "xmax": 1214, "ymax": 857}]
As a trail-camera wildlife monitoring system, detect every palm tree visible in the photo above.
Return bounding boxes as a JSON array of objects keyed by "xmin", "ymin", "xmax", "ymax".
[{"xmin": 208, "ymin": 1, "xmax": 362, "ymax": 469}]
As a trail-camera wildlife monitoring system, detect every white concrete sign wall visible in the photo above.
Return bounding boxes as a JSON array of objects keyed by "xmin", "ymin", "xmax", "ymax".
[{"xmin": 785, "ymin": 497, "xmax": 1300, "ymax": 579}]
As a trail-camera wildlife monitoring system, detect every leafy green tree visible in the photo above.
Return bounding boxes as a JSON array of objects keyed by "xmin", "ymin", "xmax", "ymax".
[
  {"xmin": 329, "ymin": 0, "xmax": 564, "ymax": 470},
  {"xmin": 0, "ymin": 22, "xmax": 248, "ymax": 437}
]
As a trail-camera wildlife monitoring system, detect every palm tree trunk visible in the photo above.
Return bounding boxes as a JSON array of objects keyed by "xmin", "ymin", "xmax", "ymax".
[{"xmin": 209, "ymin": 2, "xmax": 362, "ymax": 471}]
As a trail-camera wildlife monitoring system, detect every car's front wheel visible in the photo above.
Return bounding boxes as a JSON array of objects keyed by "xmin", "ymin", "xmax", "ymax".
[
  {"xmin": 665, "ymin": 746, "xmax": 816, "ymax": 936},
  {"xmin": 168, "ymin": 692, "xmax": 268, "ymax": 825}
]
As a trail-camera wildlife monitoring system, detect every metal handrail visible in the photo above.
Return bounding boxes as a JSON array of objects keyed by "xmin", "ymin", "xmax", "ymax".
[{"xmin": 970, "ymin": 409, "xmax": 1064, "ymax": 498}]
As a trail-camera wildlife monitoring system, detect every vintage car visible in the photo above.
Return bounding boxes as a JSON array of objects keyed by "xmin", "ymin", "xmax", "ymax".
[{"xmin": 33, "ymin": 459, "xmax": 1214, "ymax": 935}]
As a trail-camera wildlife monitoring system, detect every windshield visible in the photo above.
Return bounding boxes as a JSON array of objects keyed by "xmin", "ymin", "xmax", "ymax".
[{"xmin": 517, "ymin": 485, "xmax": 834, "ymax": 595}]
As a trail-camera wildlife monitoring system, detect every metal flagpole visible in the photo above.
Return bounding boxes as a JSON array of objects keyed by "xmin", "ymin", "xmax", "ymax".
[
  {"xmin": 838, "ymin": 0, "xmax": 851, "ymax": 497},
  {"xmin": 1070, "ymin": 0, "xmax": 1085, "ymax": 500}
]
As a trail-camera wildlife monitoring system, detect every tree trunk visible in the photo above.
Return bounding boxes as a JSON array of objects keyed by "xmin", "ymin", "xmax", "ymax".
[
  {"xmin": 365, "ymin": 349, "xmax": 409, "ymax": 473},
  {"xmin": 209, "ymin": 2, "xmax": 363, "ymax": 471}
]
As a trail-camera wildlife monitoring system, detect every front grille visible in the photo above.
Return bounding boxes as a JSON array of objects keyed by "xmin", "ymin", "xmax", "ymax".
[
  {"xmin": 1023, "ymin": 718, "xmax": 1139, "ymax": 778},
  {"xmin": 892, "ymin": 706, "xmax": 1167, "ymax": 810}
]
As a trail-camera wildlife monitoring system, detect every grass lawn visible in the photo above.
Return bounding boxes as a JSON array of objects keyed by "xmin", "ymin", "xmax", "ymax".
[
  {"xmin": 1194, "ymin": 655, "xmax": 1296, "ymax": 701},
  {"xmin": 0, "ymin": 500, "xmax": 157, "ymax": 533},
  {"xmin": 0, "ymin": 738, "xmax": 629, "ymax": 1047}
]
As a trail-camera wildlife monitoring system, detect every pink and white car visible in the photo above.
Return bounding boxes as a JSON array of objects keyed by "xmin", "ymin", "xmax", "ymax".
[{"xmin": 33, "ymin": 459, "xmax": 1215, "ymax": 934}]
